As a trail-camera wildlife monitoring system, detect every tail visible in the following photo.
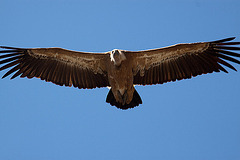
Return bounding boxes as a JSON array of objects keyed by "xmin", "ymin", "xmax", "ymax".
[{"xmin": 106, "ymin": 89, "xmax": 142, "ymax": 110}]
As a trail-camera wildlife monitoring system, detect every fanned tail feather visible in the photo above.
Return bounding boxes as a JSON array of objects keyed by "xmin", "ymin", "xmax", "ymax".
[{"xmin": 106, "ymin": 89, "xmax": 142, "ymax": 110}]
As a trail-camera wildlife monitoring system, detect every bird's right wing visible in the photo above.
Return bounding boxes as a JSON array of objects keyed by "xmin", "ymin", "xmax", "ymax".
[{"xmin": 0, "ymin": 47, "xmax": 109, "ymax": 89}]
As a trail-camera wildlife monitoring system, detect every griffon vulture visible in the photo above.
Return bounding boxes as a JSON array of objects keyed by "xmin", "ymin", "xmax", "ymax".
[{"xmin": 1, "ymin": 37, "xmax": 240, "ymax": 109}]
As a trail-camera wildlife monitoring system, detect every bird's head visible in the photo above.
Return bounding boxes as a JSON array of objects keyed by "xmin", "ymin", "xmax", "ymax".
[{"xmin": 110, "ymin": 49, "xmax": 126, "ymax": 66}]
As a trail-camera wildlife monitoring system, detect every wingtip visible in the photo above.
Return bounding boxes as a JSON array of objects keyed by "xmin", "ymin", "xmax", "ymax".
[
  {"xmin": 211, "ymin": 37, "xmax": 236, "ymax": 43},
  {"xmin": 0, "ymin": 46, "xmax": 22, "ymax": 50},
  {"xmin": 0, "ymin": 46, "xmax": 10, "ymax": 49},
  {"xmin": 226, "ymin": 37, "xmax": 236, "ymax": 41}
]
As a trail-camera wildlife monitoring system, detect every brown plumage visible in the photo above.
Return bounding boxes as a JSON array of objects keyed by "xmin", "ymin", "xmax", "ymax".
[{"xmin": 1, "ymin": 37, "xmax": 240, "ymax": 110}]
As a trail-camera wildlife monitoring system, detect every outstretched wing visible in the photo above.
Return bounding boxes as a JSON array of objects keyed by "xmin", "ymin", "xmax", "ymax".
[
  {"xmin": 126, "ymin": 37, "xmax": 240, "ymax": 85},
  {"xmin": 0, "ymin": 47, "xmax": 109, "ymax": 89}
]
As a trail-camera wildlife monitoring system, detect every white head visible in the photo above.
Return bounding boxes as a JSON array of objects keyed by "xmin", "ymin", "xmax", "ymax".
[{"xmin": 110, "ymin": 49, "xmax": 126, "ymax": 66}]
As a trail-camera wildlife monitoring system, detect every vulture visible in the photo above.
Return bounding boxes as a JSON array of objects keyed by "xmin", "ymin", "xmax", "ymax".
[{"xmin": 0, "ymin": 37, "xmax": 240, "ymax": 110}]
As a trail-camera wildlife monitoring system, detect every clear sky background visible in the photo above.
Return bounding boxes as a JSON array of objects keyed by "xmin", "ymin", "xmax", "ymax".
[{"xmin": 0, "ymin": 0, "xmax": 240, "ymax": 160}]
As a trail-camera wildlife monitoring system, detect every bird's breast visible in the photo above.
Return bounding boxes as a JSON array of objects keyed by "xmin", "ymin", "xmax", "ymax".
[{"xmin": 106, "ymin": 58, "xmax": 134, "ymax": 99}]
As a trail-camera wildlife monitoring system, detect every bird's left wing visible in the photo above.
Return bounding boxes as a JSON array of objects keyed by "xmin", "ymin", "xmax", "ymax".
[
  {"xmin": 0, "ymin": 47, "xmax": 109, "ymax": 89},
  {"xmin": 125, "ymin": 37, "xmax": 240, "ymax": 85}
]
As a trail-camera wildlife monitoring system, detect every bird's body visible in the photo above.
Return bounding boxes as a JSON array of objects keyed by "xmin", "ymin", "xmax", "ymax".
[
  {"xmin": 107, "ymin": 51, "xmax": 134, "ymax": 104},
  {"xmin": 1, "ymin": 37, "xmax": 240, "ymax": 109}
]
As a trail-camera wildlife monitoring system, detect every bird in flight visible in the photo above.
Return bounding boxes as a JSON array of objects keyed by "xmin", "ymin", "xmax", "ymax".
[{"xmin": 0, "ymin": 37, "xmax": 240, "ymax": 110}]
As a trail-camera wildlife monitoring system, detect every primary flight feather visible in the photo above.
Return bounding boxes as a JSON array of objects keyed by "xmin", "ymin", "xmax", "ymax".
[{"xmin": 1, "ymin": 37, "xmax": 240, "ymax": 109}]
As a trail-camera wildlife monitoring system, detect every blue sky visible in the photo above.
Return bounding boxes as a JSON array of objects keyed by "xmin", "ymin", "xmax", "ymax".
[{"xmin": 0, "ymin": 0, "xmax": 240, "ymax": 160}]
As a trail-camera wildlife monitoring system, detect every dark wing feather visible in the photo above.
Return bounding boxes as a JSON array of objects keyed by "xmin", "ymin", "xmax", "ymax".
[
  {"xmin": 125, "ymin": 37, "xmax": 240, "ymax": 85},
  {"xmin": 0, "ymin": 47, "xmax": 109, "ymax": 89}
]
